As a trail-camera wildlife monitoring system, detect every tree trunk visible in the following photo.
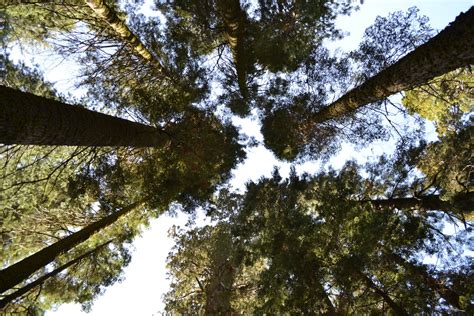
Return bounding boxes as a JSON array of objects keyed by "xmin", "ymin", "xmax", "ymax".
[
  {"xmin": 311, "ymin": 7, "xmax": 474, "ymax": 123},
  {"xmin": 358, "ymin": 271, "xmax": 408, "ymax": 316},
  {"xmin": 204, "ymin": 228, "xmax": 234, "ymax": 315},
  {"xmin": 364, "ymin": 192, "xmax": 473, "ymax": 213},
  {"xmin": 387, "ymin": 252, "xmax": 462, "ymax": 310},
  {"xmin": 0, "ymin": 86, "xmax": 170, "ymax": 146},
  {"xmin": 85, "ymin": 0, "xmax": 163, "ymax": 68},
  {"xmin": 3, "ymin": 1, "xmax": 165, "ymax": 70},
  {"xmin": 0, "ymin": 198, "xmax": 147, "ymax": 294},
  {"xmin": 0, "ymin": 240, "xmax": 112, "ymax": 308},
  {"xmin": 216, "ymin": 0, "xmax": 250, "ymax": 98}
]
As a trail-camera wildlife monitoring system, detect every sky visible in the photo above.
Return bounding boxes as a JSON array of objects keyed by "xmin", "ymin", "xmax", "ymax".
[{"xmin": 16, "ymin": 0, "xmax": 469, "ymax": 315}]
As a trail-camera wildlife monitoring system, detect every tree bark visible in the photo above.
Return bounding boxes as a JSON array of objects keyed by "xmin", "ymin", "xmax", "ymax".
[
  {"xmin": 3, "ymin": 1, "xmax": 165, "ymax": 70},
  {"xmin": 358, "ymin": 271, "xmax": 408, "ymax": 316},
  {"xmin": 311, "ymin": 7, "xmax": 474, "ymax": 123},
  {"xmin": 204, "ymin": 228, "xmax": 234, "ymax": 315},
  {"xmin": 0, "ymin": 198, "xmax": 147, "ymax": 294},
  {"xmin": 216, "ymin": 0, "xmax": 250, "ymax": 98},
  {"xmin": 0, "ymin": 240, "xmax": 112, "ymax": 308},
  {"xmin": 364, "ymin": 192, "xmax": 473, "ymax": 213},
  {"xmin": 84, "ymin": 0, "xmax": 163, "ymax": 68},
  {"xmin": 0, "ymin": 85, "xmax": 170, "ymax": 146},
  {"xmin": 387, "ymin": 252, "xmax": 462, "ymax": 310}
]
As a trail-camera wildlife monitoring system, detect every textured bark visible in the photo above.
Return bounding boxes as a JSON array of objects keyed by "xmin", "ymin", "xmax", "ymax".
[
  {"xmin": 0, "ymin": 85, "xmax": 169, "ymax": 146},
  {"xmin": 0, "ymin": 199, "xmax": 146, "ymax": 294},
  {"xmin": 312, "ymin": 7, "xmax": 474, "ymax": 123},
  {"xmin": 358, "ymin": 271, "xmax": 408, "ymax": 316},
  {"xmin": 0, "ymin": 240, "xmax": 112, "ymax": 308},
  {"xmin": 387, "ymin": 252, "xmax": 462, "ymax": 309},
  {"xmin": 4, "ymin": 1, "xmax": 164, "ymax": 68},
  {"xmin": 216, "ymin": 0, "xmax": 250, "ymax": 98},
  {"xmin": 84, "ymin": 0, "xmax": 163, "ymax": 68},
  {"xmin": 204, "ymin": 230, "xmax": 234, "ymax": 315}
]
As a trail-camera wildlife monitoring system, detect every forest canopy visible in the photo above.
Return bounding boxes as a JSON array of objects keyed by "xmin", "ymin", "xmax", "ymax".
[{"xmin": 0, "ymin": 0, "xmax": 473, "ymax": 314}]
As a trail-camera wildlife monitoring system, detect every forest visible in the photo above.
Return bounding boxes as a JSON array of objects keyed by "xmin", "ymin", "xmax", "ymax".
[{"xmin": 0, "ymin": 0, "xmax": 473, "ymax": 314}]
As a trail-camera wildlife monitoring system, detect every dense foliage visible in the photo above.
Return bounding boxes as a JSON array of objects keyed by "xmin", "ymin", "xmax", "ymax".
[
  {"xmin": 0, "ymin": 0, "xmax": 472, "ymax": 314},
  {"xmin": 165, "ymin": 161, "xmax": 472, "ymax": 314}
]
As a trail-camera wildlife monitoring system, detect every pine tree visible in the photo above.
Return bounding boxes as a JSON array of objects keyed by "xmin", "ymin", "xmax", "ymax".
[
  {"xmin": 0, "ymin": 85, "xmax": 169, "ymax": 146},
  {"xmin": 310, "ymin": 7, "xmax": 474, "ymax": 123},
  {"xmin": 261, "ymin": 7, "xmax": 474, "ymax": 160},
  {"xmin": 0, "ymin": 199, "xmax": 147, "ymax": 293},
  {"xmin": 216, "ymin": 0, "xmax": 250, "ymax": 98},
  {"xmin": 84, "ymin": 0, "xmax": 165, "ymax": 72},
  {"xmin": 0, "ymin": 240, "xmax": 112, "ymax": 309}
]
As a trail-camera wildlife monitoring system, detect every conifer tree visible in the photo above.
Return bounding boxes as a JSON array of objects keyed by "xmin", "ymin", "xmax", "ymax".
[{"xmin": 0, "ymin": 199, "xmax": 147, "ymax": 294}]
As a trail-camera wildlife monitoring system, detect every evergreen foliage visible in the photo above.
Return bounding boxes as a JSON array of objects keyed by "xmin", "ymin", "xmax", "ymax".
[
  {"xmin": 165, "ymin": 164, "xmax": 473, "ymax": 314},
  {"xmin": 0, "ymin": 1, "xmax": 472, "ymax": 314}
]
